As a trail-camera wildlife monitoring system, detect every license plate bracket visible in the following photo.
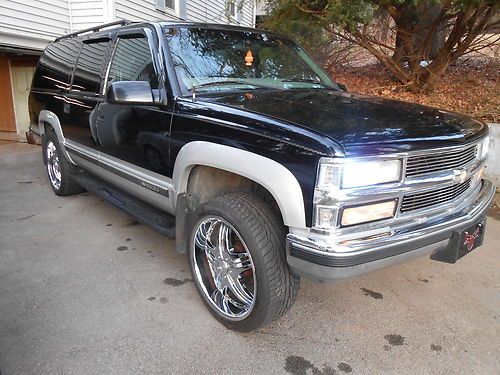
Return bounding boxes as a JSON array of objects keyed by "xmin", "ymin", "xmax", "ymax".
[{"xmin": 431, "ymin": 218, "xmax": 486, "ymax": 264}]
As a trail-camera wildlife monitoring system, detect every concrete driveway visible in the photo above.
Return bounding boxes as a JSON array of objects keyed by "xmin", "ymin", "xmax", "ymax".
[{"xmin": 1, "ymin": 142, "xmax": 499, "ymax": 375}]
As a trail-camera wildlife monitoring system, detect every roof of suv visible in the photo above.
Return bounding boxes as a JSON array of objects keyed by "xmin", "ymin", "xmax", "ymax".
[
  {"xmin": 159, "ymin": 21, "xmax": 268, "ymax": 34},
  {"xmin": 55, "ymin": 20, "xmax": 280, "ymax": 43}
]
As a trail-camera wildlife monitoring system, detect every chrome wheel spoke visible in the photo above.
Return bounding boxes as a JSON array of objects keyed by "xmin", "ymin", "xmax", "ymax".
[
  {"xmin": 227, "ymin": 276, "xmax": 253, "ymax": 306},
  {"xmin": 221, "ymin": 291, "xmax": 233, "ymax": 315},
  {"xmin": 194, "ymin": 220, "xmax": 218, "ymax": 261},
  {"xmin": 222, "ymin": 286, "xmax": 246, "ymax": 310},
  {"xmin": 211, "ymin": 287, "xmax": 233, "ymax": 315},
  {"xmin": 217, "ymin": 222, "xmax": 231, "ymax": 258},
  {"xmin": 231, "ymin": 252, "xmax": 253, "ymax": 274}
]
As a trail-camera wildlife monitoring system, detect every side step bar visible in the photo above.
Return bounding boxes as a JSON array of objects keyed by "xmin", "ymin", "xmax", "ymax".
[{"xmin": 71, "ymin": 171, "xmax": 176, "ymax": 239}]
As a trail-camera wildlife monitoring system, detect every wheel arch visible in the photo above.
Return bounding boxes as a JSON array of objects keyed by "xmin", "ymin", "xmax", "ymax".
[
  {"xmin": 172, "ymin": 141, "xmax": 307, "ymax": 229},
  {"xmin": 38, "ymin": 110, "xmax": 75, "ymax": 164}
]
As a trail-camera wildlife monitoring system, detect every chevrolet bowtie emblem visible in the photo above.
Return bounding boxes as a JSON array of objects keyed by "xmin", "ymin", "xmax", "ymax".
[
  {"xmin": 452, "ymin": 169, "xmax": 468, "ymax": 184},
  {"xmin": 463, "ymin": 227, "xmax": 480, "ymax": 251}
]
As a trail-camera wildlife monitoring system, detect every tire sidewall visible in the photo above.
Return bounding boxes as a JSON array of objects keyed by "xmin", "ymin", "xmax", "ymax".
[{"xmin": 188, "ymin": 197, "xmax": 277, "ymax": 331}]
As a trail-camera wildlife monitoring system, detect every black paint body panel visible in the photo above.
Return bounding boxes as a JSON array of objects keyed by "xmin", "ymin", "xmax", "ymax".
[{"xmin": 196, "ymin": 89, "xmax": 487, "ymax": 156}]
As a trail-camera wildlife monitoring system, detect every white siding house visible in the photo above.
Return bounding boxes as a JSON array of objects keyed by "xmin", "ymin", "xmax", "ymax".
[
  {"xmin": 0, "ymin": 0, "xmax": 71, "ymax": 51},
  {"xmin": 0, "ymin": 0, "xmax": 256, "ymax": 141}
]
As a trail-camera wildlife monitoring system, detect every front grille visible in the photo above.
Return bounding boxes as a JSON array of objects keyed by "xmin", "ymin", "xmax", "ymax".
[
  {"xmin": 405, "ymin": 145, "xmax": 477, "ymax": 177},
  {"xmin": 400, "ymin": 179, "xmax": 471, "ymax": 213}
]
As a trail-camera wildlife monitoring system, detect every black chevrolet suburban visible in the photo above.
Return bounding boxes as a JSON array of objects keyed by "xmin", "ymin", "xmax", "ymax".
[{"xmin": 29, "ymin": 20, "xmax": 495, "ymax": 331}]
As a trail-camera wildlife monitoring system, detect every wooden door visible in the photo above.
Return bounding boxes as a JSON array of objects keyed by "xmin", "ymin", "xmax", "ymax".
[{"xmin": 0, "ymin": 56, "xmax": 17, "ymax": 132}]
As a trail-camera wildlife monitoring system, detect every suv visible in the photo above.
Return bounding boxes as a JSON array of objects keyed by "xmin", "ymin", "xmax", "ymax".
[{"xmin": 29, "ymin": 20, "xmax": 495, "ymax": 331}]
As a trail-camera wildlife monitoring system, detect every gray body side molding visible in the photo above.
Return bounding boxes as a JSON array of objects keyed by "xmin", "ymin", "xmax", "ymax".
[
  {"xmin": 172, "ymin": 141, "xmax": 307, "ymax": 229},
  {"xmin": 38, "ymin": 110, "xmax": 75, "ymax": 164}
]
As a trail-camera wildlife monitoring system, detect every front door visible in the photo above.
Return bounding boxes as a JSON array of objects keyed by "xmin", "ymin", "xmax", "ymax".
[
  {"xmin": 63, "ymin": 38, "xmax": 112, "ymax": 149},
  {"xmin": 95, "ymin": 31, "xmax": 173, "ymax": 177}
]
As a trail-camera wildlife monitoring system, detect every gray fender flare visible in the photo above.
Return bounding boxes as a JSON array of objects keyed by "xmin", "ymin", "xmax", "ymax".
[
  {"xmin": 172, "ymin": 141, "xmax": 307, "ymax": 229},
  {"xmin": 38, "ymin": 110, "xmax": 75, "ymax": 164}
]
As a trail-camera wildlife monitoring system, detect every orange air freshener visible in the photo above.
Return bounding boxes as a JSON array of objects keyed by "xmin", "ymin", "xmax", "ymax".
[{"xmin": 245, "ymin": 49, "xmax": 254, "ymax": 66}]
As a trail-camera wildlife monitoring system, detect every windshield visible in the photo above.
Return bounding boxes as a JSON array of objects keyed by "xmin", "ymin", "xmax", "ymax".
[{"xmin": 164, "ymin": 27, "xmax": 338, "ymax": 93}]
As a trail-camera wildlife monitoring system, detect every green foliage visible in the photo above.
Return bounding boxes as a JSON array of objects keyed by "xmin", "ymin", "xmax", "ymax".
[
  {"xmin": 264, "ymin": 2, "xmax": 327, "ymax": 51},
  {"xmin": 324, "ymin": 0, "xmax": 377, "ymax": 28},
  {"xmin": 266, "ymin": 0, "xmax": 375, "ymax": 32},
  {"xmin": 264, "ymin": 0, "xmax": 379, "ymax": 57}
]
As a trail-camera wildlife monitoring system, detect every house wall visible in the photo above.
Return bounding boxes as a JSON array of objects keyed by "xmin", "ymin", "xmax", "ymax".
[
  {"xmin": 239, "ymin": 1, "xmax": 255, "ymax": 27},
  {"xmin": 115, "ymin": 0, "xmax": 179, "ymax": 22},
  {"xmin": 0, "ymin": 0, "xmax": 120, "ymax": 48},
  {"xmin": 0, "ymin": 0, "xmax": 71, "ymax": 50},
  {"xmin": 69, "ymin": 0, "xmax": 110, "ymax": 31},
  {"xmin": 186, "ymin": 0, "xmax": 254, "ymax": 26},
  {"xmin": 114, "ymin": 0, "xmax": 254, "ymax": 27}
]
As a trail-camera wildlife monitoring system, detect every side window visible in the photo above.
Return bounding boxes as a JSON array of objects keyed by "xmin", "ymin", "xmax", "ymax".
[
  {"xmin": 72, "ymin": 41, "xmax": 110, "ymax": 94},
  {"xmin": 32, "ymin": 39, "xmax": 81, "ymax": 91},
  {"xmin": 107, "ymin": 37, "xmax": 159, "ymax": 89}
]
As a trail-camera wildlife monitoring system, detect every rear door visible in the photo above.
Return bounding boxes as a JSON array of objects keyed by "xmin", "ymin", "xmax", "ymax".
[{"xmin": 30, "ymin": 38, "xmax": 81, "ymax": 134}]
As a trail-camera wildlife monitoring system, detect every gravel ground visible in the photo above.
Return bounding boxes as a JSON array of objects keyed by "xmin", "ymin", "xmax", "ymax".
[{"xmin": 1, "ymin": 142, "xmax": 499, "ymax": 375}]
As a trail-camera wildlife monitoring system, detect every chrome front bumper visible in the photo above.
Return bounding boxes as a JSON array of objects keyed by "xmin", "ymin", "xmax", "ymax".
[{"xmin": 286, "ymin": 179, "xmax": 496, "ymax": 282}]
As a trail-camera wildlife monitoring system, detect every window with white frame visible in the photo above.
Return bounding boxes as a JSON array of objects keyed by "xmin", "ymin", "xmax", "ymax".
[
  {"xmin": 228, "ymin": 1, "xmax": 241, "ymax": 21},
  {"xmin": 229, "ymin": 1, "xmax": 237, "ymax": 18},
  {"xmin": 155, "ymin": 0, "xmax": 175, "ymax": 12}
]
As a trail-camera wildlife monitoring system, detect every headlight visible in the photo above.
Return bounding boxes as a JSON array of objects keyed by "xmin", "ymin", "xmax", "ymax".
[
  {"xmin": 477, "ymin": 136, "xmax": 490, "ymax": 159},
  {"xmin": 317, "ymin": 159, "xmax": 402, "ymax": 190},
  {"xmin": 340, "ymin": 200, "xmax": 397, "ymax": 226}
]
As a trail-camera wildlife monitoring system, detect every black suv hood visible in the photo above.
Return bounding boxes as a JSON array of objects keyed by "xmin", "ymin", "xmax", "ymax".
[{"xmin": 198, "ymin": 89, "xmax": 487, "ymax": 156}]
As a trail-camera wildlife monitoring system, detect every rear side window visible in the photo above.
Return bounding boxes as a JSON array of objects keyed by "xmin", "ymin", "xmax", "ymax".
[
  {"xmin": 32, "ymin": 39, "xmax": 80, "ymax": 91},
  {"xmin": 72, "ymin": 41, "xmax": 110, "ymax": 94},
  {"xmin": 107, "ymin": 37, "xmax": 158, "ymax": 89}
]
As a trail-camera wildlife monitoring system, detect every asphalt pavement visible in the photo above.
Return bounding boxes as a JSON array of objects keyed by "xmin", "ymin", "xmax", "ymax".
[{"xmin": 1, "ymin": 142, "xmax": 499, "ymax": 375}]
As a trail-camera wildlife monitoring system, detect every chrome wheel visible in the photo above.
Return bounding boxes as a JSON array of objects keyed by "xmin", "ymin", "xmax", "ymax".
[
  {"xmin": 192, "ymin": 217, "xmax": 256, "ymax": 321},
  {"xmin": 46, "ymin": 140, "xmax": 62, "ymax": 190}
]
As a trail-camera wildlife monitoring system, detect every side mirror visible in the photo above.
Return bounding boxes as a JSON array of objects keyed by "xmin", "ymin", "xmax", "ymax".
[
  {"xmin": 337, "ymin": 82, "xmax": 347, "ymax": 92},
  {"xmin": 106, "ymin": 81, "xmax": 154, "ymax": 104}
]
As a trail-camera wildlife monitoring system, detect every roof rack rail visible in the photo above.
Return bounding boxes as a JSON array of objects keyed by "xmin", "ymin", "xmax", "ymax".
[{"xmin": 55, "ymin": 20, "xmax": 134, "ymax": 41}]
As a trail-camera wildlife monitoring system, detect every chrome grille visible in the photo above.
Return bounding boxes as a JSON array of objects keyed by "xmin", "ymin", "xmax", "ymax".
[
  {"xmin": 405, "ymin": 145, "xmax": 477, "ymax": 177},
  {"xmin": 400, "ymin": 179, "xmax": 471, "ymax": 213}
]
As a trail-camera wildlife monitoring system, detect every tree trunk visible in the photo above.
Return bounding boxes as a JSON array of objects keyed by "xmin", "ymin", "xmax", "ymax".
[
  {"xmin": 429, "ymin": 25, "xmax": 449, "ymax": 60},
  {"xmin": 387, "ymin": 2, "xmax": 452, "ymax": 90}
]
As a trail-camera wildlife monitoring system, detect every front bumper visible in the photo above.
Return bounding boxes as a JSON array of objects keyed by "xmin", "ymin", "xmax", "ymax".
[{"xmin": 286, "ymin": 179, "xmax": 496, "ymax": 282}]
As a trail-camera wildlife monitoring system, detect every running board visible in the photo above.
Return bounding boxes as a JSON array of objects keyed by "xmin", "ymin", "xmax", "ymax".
[{"xmin": 71, "ymin": 171, "xmax": 176, "ymax": 239}]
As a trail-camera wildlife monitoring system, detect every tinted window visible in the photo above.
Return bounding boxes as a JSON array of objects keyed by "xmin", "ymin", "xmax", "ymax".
[
  {"xmin": 72, "ymin": 41, "xmax": 110, "ymax": 94},
  {"xmin": 108, "ymin": 37, "xmax": 158, "ymax": 89},
  {"xmin": 32, "ymin": 39, "xmax": 81, "ymax": 91}
]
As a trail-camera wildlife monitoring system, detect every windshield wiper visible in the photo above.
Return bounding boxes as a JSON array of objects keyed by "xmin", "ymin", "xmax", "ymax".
[
  {"xmin": 193, "ymin": 80, "xmax": 271, "ymax": 91},
  {"xmin": 281, "ymin": 78, "xmax": 332, "ymax": 88},
  {"xmin": 191, "ymin": 80, "xmax": 274, "ymax": 102}
]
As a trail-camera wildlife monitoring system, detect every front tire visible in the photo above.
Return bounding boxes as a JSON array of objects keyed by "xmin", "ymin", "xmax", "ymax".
[
  {"xmin": 43, "ymin": 130, "xmax": 84, "ymax": 196},
  {"xmin": 188, "ymin": 193, "xmax": 300, "ymax": 331}
]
